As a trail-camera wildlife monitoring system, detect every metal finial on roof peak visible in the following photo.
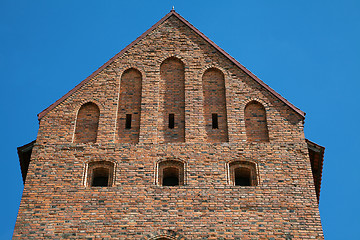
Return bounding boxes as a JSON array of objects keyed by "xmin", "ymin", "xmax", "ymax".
[{"xmin": 171, "ymin": 6, "xmax": 175, "ymax": 11}]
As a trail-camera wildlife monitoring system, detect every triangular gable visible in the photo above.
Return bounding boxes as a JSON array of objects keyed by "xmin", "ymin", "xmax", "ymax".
[{"xmin": 38, "ymin": 10, "xmax": 305, "ymax": 120}]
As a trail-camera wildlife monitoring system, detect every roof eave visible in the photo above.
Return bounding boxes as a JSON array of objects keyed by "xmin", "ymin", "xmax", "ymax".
[
  {"xmin": 306, "ymin": 139, "xmax": 325, "ymax": 203},
  {"xmin": 17, "ymin": 140, "xmax": 36, "ymax": 184}
]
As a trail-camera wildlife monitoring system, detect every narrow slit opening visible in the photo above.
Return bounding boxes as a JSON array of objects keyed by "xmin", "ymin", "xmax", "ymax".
[
  {"xmin": 212, "ymin": 113, "xmax": 218, "ymax": 129},
  {"xmin": 125, "ymin": 114, "xmax": 132, "ymax": 129},
  {"xmin": 169, "ymin": 114, "xmax": 175, "ymax": 129}
]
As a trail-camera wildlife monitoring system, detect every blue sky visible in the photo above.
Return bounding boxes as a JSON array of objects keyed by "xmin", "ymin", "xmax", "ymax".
[{"xmin": 1, "ymin": 0, "xmax": 359, "ymax": 239}]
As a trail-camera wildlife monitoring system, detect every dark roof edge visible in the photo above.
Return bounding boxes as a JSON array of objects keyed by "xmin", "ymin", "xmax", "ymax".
[
  {"xmin": 305, "ymin": 139, "xmax": 325, "ymax": 203},
  {"xmin": 38, "ymin": 10, "xmax": 305, "ymax": 120},
  {"xmin": 306, "ymin": 139, "xmax": 325, "ymax": 150},
  {"xmin": 17, "ymin": 140, "xmax": 36, "ymax": 152},
  {"xmin": 17, "ymin": 140, "xmax": 36, "ymax": 184}
]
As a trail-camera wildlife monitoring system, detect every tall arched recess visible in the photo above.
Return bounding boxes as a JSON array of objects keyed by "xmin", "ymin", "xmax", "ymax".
[
  {"xmin": 202, "ymin": 68, "xmax": 229, "ymax": 143},
  {"xmin": 117, "ymin": 68, "xmax": 142, "ymax": 143},
  {"xmin": 244, "ymin": 101, "xmax": 269, "ymax": 142},
  {"xmin": 74, "ymin": 102, "xmax": 100, "ymax": 143},
  {"xmin": 159, "ymin": 57, "xmax": 185, "ymax": 143}
]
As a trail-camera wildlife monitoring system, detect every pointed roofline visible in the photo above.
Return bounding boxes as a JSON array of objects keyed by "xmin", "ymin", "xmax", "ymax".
[{"xmin": 37, "ymin": 10, "xmax": 305, "ymax": 120}]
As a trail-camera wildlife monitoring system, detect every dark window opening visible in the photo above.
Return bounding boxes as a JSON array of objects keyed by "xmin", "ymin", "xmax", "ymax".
[
  {"xmin": 234, "ymin": 167, "xmax": 251, "ymax": 186},
  {"xmin": 91, "ymin": 168, "xmax": 109, "ymax": 187},
  {"xmin": 92, "ymin": 176, "xmax": 109, "ymax": 187},
  {"xmin": 212, "ymin": 113, "xmax": 218, "ymax": 129},
  {"xmin": 169, "ymin": 114, "xmax": 175, "ymax": 129},
  {"xmin": 163, "ymin": 176, "xmax": 179, "ymax": 186},
  {"xmin": 163, "ymin": 167, "xmax": 179, "ymax": 186},
  {"xmin": 158, "ymin": 160, "xmax": 184, "ymax": 187},
  {"xmin": 125, "ymin": 114, "xmax": 132, "ymax": 129}
]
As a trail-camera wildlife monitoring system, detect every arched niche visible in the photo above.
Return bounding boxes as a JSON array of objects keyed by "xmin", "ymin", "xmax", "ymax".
[
  {"xmin": 117, "ymin": 68, "xmax": 142, "ymax": 143},
  {"xmin": 159, "ymin": 57, "xmax": 185, "ymax": 143},
  {"xmin": 202, "ymin": 67, "xmax": 228, "ymax": 142},
  {"xmin": 74, "ymin": 102, "xmax": 100, "ymax": 143},
  {"xmin": 244, "ymin": 100, "xmax": 269, "ymax": 142}
]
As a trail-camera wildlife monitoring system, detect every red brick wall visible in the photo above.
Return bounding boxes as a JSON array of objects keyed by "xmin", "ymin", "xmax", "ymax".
[
  {"xmin": 117, "ymin": 68, "xmax": 142, "ymax": 143},
  {"xmin": 74, "ymin": 102, "xmax": 100, "ymax": 143},
  {"xmin": 202, "ymin": 67, "xmax": 229, "ymax": 143},
  {"xmin": 14, "ymin": 15, "xmax": 323, "ymax": 239}
]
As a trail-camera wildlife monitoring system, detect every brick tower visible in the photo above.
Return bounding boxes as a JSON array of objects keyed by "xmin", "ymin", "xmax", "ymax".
[{"xmin": 15, "ymin": 10, "xmax": 325, "ymax": 239}]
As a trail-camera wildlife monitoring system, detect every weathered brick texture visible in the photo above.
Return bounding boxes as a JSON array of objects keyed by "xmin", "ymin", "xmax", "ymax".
[{"xmin": 14, "ymin": 12, "xmax": 324, "ymax": 239}]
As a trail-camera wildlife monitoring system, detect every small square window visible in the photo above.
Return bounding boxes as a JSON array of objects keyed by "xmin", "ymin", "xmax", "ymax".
[
  {"xmin": 86, "ymin": 161, "xmax": 115, "ymax": 187},
  {"xmin": 157, "ymin": 160, "xmax": 184, "ymax": 186},
  {"xmin": 228, "ymin": 161, "xmax": 257, "ymax": 186}
]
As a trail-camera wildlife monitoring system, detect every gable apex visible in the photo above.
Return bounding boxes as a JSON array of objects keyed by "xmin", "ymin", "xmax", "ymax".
[{"xmin": 37, "ymin": 10, "xmax": 305, "ymax": 120}]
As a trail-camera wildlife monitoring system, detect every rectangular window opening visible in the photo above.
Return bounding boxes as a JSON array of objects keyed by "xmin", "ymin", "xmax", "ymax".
[
  {"xmin": 212, "ymin": 113, "xmax": 218, "ymax": 129},
  {"xmin": 169, "ymin": 114, "xmax": 175, "ymax": 129},
  {"xmin": 125, "ymin": 114, "xmax": 132, "ymax": 129}
]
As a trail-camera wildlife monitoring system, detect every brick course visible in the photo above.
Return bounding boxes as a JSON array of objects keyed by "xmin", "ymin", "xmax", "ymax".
[{"xmin": 14, "ymin": 12, "xmax": 324, "ymax": 239}]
